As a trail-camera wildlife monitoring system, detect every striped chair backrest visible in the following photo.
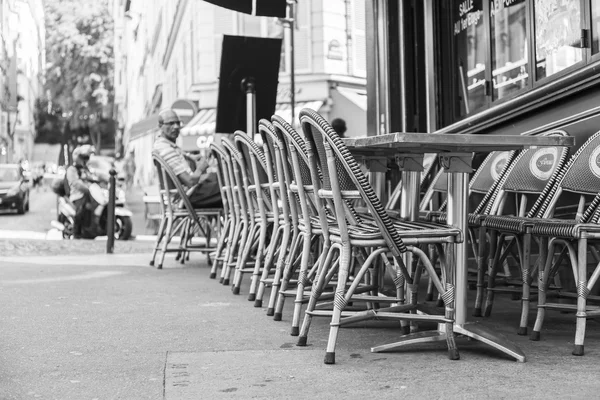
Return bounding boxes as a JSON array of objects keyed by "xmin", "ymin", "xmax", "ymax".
[
  {"xmin": 299, "ymin": 108, "xmax": 407, "ymax": 256},
  {"xmin": 489, "ymin": 130, "xmax": 570, "ymax": 218},
  {"xmin": 540, "ymin": 129, "xmax": 600, "ymax": 221}
]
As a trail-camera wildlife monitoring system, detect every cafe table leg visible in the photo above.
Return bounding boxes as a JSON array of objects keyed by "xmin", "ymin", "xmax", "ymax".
[{"xmin": 372, "ymin": 155, "xmax": 526, "ymax": 362}]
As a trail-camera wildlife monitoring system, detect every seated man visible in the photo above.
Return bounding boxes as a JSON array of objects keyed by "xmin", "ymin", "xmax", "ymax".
[
  {"xmin": 152, "ymin": 109, "xmax": 222, "ymax": 208},
  {"xmin": 66, "ymin": 145, "xmax": 96, "ymax": 238}
]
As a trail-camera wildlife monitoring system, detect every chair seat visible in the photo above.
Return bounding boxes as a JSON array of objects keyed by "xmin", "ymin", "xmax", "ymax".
[
  {"xmin": 328, "ymin": 219, "xmax": 461, "ymax": 242},
  {"xmin": 429, "ymin": 211, "xmax": 486, "ymax": 227},
  {"xmin": 530, "ymin": 219, "xmax": 600, "ymax": 239},
  {"xmin": 483, "ymin": 215, "xmax": 549, "ymax": 234}
]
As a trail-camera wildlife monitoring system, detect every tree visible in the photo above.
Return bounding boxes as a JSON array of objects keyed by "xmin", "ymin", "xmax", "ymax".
[{"xmin": 39, "ymin": 0, "xmax": 115, "ymax": 153}]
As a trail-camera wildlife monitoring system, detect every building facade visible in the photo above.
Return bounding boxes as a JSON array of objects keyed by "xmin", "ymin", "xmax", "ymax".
[
  {"xmin": 0, "ymin": 0, "xmax": 44, "ymax": 163},
  {"xmin": 367, "ymin": 0, "xmax": 600, "ymax": 149},
  {"xmin": 112, "ymin": 0, "xmax": 368, "ymax": 187}
]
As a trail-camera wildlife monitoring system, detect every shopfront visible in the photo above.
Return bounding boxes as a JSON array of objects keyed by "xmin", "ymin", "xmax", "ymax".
[{"xmin": 369, "ymin": 0, "xmax": 600, "ymax": 147}]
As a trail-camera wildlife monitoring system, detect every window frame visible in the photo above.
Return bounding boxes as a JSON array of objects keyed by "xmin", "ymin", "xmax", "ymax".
[{"xmin": 440, "ymin": 0, "xmax": 598, "ymax": 126}]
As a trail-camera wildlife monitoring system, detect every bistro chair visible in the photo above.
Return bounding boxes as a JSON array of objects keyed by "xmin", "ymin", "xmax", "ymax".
[
  {"xmin": 208, "ymin": 142, "xmax": 237, "ymax": 280},
  {"xmin": 215, "ymin": 139, "xmax": 250, "ymax": 284},
  {"xmin": 219, "ymin": 136, "xmax": 268, "ymax": 295},
  {"xmin": 481, "ymin": 130, "xmax": 571, "ymax": 335},
  {"xmin": 508, "ymin": 130, "xmax": 600, "ymax": 355},
  {"xmin": 255, "ymin": 119, "xmax": 301, "ymax": 318},
  {"xmin": 296, "ymin": 108, "xmax": 462, "ymax": 364},
  {"xmin": 149, "ymin": 152, "xmax": 220, "ymax": 269},
  {"xmin": 270, "ymin": 115, "xmax": 331, "ymax": 335},
  {"xmin": 231, "ymin": 132, "xmax": 277, "ymax": 298}
]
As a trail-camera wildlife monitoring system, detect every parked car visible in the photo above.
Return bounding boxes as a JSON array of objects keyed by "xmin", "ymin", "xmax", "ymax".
[{"xmin": 0, "ymin": 164, "xmax": 30, "ymax": 214}]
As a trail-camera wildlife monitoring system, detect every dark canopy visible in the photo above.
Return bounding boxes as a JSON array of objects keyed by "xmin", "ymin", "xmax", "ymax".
[{"xmin": 202, "ymin": 0, "xmax": 287, "ymax": 18}]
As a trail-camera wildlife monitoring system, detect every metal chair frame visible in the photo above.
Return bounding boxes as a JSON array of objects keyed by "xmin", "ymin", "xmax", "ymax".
[
  {"xmin": 296, "ymin": 108, "xmax": 461, "ymax": 364},
  {"xmin": 523, "ymin": 130, "xmax": 600, "ymax": 355},
  {"xmin": 481, "ymin": 130, "xmax": 571, "ymax": 335},
  {"xmin": 231, "ymin": 132, "xmax": 277, "ymax": 299},
  {"xmin": 208, "ymin": 143, "xmax": 237, "ymax": 280},
  {"xmin": 150, "ymin": 153, "xmax": 221, "ymax": 269}
]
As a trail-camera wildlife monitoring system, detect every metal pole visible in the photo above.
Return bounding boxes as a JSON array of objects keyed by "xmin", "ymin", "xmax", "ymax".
[
  {"xmin": 287, "ymin": 0, "xmax": 296, "ymax": 127},
  {"xmin": 242, "ymin": 78, "xmax": 256, "ymax": 135},
  {"xmin": 106, "ymin": 168, "xmax": 117, "ymax": 254}
]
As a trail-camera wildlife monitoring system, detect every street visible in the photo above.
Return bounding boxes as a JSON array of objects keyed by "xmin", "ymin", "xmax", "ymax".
[
  {"xmin": 0, "ymin": 184, "xmax": 149, "ymax": 239},
  {"xmin": 0, "ymin": 187, "xmax": 56, "ymax": 232},
  {"xmin": 1, "ymin": 248, "xmax": 600, "ymax": 399}
]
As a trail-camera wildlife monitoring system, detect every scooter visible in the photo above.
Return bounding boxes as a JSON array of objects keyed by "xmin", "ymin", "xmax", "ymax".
[{"xmin": 51, "ymin": 182, "xmax": 134, "ymax": 240}]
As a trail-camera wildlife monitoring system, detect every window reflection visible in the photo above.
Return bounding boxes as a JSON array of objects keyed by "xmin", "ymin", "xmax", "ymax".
[
  {"xmin": 534, "ymin": 0, "xmax": 582, "ymax": 80},
  {"xmin": 454, "ymin": 0, "xmax": 486, "ymax": 117},
  {"xmin": 491, "ymin": 0, "xmax": 528, "ymax": 100},
  {"xmin": 593, "ymin": 1, "xmax": 600, "ymax": 54}
]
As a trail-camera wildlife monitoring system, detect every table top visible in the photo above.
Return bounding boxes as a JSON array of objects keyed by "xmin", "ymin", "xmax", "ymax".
[{"xmin": 343, "ymin": 132, "xmax": 575, "ymax": 156}]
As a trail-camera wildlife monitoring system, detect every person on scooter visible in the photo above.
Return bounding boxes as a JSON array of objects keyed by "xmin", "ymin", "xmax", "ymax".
[
  {"xmin": 152, "ymin": 109, "xmax": 222, "ymax": 208},
  {"xmin": 66, "ymin": 144, "xmax": 96, "ymax": 238}
]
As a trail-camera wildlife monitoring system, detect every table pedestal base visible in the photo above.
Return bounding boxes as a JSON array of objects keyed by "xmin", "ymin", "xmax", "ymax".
[{"xmin": 371, "ymin": 322, "xmax": 526, "ymax": 362}]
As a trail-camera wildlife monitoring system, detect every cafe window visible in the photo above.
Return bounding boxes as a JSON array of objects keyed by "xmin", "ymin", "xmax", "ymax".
[
  {"xmin": 592, "ymin": 1, "xmax": 600, "ymax": 54},
  {"xmin": 533, "ymin": 0, "xmax": 583, "ymax": 80},
  {"xmin": 454, "ymin": 0, "xmax": 487, "ymax": 117},
  {"xmin": 438, "ymin": 0, "xmax": 600, "ymax": 126},
  {"xmin": 491, "ymin": 0, "xmax": 529, "ymax": 100}
]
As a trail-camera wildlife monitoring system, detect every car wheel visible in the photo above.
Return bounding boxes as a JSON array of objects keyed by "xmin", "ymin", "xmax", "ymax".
[{"xmin": 16, "ymin": 200, "xmax": 25, "ymax": 215}]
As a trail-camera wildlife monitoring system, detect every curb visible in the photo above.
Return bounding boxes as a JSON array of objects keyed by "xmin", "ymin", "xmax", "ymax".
[{"xmin": 0, "ymin": 229, "xmax": 158, "ymax": 242}]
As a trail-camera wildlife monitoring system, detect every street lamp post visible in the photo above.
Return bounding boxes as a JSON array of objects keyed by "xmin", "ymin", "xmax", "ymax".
[{"xmin": 280, "ymin": 0, "xmax": 297, "ymax": 127}]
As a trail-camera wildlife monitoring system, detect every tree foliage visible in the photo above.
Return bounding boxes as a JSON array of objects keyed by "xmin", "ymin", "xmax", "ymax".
[{"xmin": 37, "ymin": 0, "xmax": 115, "ymax": 149}]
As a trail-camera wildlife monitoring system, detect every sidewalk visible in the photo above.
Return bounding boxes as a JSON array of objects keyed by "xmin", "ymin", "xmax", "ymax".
[{"xmin": 1, "ymin": 246, "xmax": 600, "ymax": 399}]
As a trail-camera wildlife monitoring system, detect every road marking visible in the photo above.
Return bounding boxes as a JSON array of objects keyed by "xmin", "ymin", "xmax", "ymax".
[{"xmin": 1, "ymin": 270, "xmax": 125, "ymax": 285}]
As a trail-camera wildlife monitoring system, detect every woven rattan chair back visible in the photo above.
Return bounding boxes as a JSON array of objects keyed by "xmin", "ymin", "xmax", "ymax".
[
  {"xmin": 539, "ymin": 129, "xmax": 600, "ymax": 220},
  {"xmin": 299, "ymin": 108, "xmax": 408, "ymax": 256},
  {"xmin": 222, "ymin": 137, "xmax": 253, "ymax": 217},
  {"xmin": 234, "ymin": 132, "xmax": 274, "ymax": 215},
  {"xmin": 209, "ymin": 143, "xmax": 232, "ymax": 218},
  {"xmin": 490, "ymin": 130, "xmax": 570, "ymax": 218},
  {"xmin": 272, "ymin": 115, "xmax": 321, "ymax": 219},
  {"xmin": 259, "ymin": 119, "xmax": 298, "ymax": 224}
]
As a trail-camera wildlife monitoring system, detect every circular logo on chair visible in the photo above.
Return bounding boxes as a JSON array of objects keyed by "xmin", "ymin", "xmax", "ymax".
[
  {"xmin": 529, "ymin": 147, "xmax": 557, "ymax": 181},
  {"xmin": 589, "ymin": 147, "xmax": 600, "ymax": 178},
  {"xmin": 490, "ymin": 151, "xmax": 509, "ymax": 181}
]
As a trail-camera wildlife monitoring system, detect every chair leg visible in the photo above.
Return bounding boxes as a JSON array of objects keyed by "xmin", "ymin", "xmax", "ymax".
[
  {"xmin": 253, "ymin": 224, "xmax": 281, "ymax": 306},
  {"xmin": 297, "ymin": 242, "xmax": 335, "ymax": 347},
  {"xmin": 291, "ymin": 233, "xmax": 316, "ymax": 336},
  {"xmin": 269, "ymin": 226, "xmax": 292, "ymax": 319},
  {"xmin": 484, "ymin": 231, "xmax": 502, "ymax": 316},
  {"xmin": 473, "ymin": 227, "xmax": 487, "ymax": 317},
  {"xmin": 244, "ymin": 222, "xmax": 268, "ymax": 297},
  {"xmin": 228, "ymin": 220, "xmax": 251, "ymax": 286},
  {"xmin": 573, "ymin": 238, "xmax": 588, "ymax": 356},
  {"xmin": 157, "ymin": 215, "xmax": 174, "ymax": 269},
  {"xmin": 531, "ymin": 239, "xmax": 558, "ymax": 341},
  {"xmin": 517, "ymin": 232, "xmax": 532, "ymax": 336},
  {"xmin": 210, "ymin": 218, "xmax": 231, "ymax": 279},
  {"xmin": 273, "ymin": 228, "xmax": 298, "ymax": 321},
  {"xmin": 324, "ymin": 245, "xmax": 353, "ymax": 365},
  {"xmin": 222, "ymin": 219, "xmax": 243, "ymax": 283},
  {"xmin": 150, "ymin": 215, "xmax": 167, "ymax": 267},
  {"xmin": 232, "ymin": 223, "xmax": 258, "ymax": 292}
]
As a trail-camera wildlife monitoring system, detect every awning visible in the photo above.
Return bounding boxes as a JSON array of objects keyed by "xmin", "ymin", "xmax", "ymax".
[
  {"xmin": 128, "ymin": 114, "xmax": 160, "ymax": 140},
  {"xmin": 333, "ymin": 86, "xmax": 367, "ymax": 111},
  {"xmin": 330, "ymin": 87, "xmax": 367, "ymax": 137},
  {"xmin": 201, "ymin": 0, "xmax": 286, "ymax": 18},
  {"xmin": 180, "ymin": 100, "xmax": 325, "ymax": 137}
]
